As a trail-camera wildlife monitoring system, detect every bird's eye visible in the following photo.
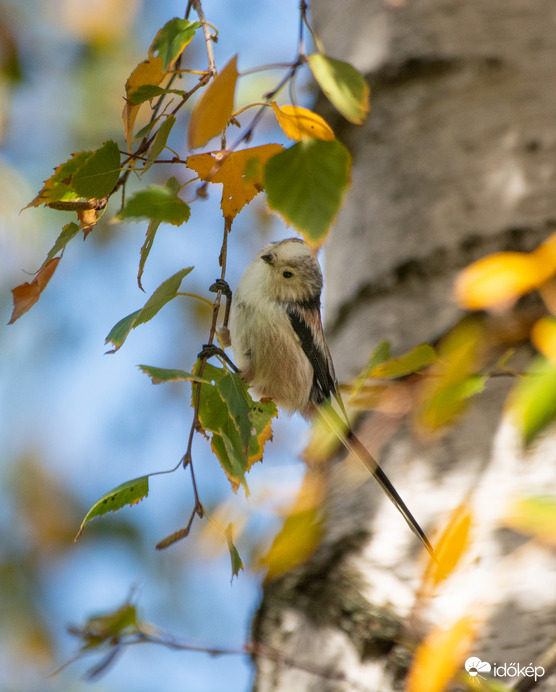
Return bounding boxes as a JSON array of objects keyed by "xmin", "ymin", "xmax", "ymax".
[{"xmin": 283, "ymin": 271, "xmax": 294, "ymax": 278}]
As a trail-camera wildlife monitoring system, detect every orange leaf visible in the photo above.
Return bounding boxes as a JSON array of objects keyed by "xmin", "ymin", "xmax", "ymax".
[
  {"xmin": 455, "ymin": 251, "xmax": 554, "ymax": 311},
  {"xmin": 123, "ymin": 57, "xmax": 164, "ymax": 150},
  {"xmin": 187, "ymin": 56, "xmax": 238, "ymax": 149},
  {"xmin": 422, "ymin": 505, "xmax": 473, "ymax": 591},
  {"xmin": 9, "ymin": 258, "xmax": 61, "ymax": 324},
  {"xmin": 406, "ymin": 617, "xmax": 477, "ymax": 692},
  {"xmin": 270, "ymin": 103, "xmax": 335, "ymax": 141},
  {"xmin": 187, "ymin": 144, "xmax": 283, "ymax": 219}
]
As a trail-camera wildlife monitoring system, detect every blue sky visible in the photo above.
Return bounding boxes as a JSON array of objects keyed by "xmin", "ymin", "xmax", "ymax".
[{"xmin": 0, "ymin": 1, "xmax": 319, "ymax": 690}]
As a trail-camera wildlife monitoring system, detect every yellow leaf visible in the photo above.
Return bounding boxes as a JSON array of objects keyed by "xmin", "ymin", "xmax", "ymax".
[
  {"xmin": 505, "ymin": 495, "xmax": 556, "ymax": 546},
  {"xmin": 123, "ymin": 57, "xmax": 164, "ymax": 150},
  {"xmin": 455, "ymin": 251, "xmax": 554, "ymax": 311},
  {"xmin": 258, "ymin": 469, "xmax": 324, "ymax": 580},
  {"xmin": 270, "ymin": 103, "xmax": 335, "ymax": 142},
  {"xmin": 531, "ymin": 317, "xmax": 556, "ymax": 362},
  {"xmin": 422, "ymin": 505, "xmax": 473, "ymax": 591},
  {"xmin": 406, "ymin": 617, "xmax": 477, "ymax": 692},
  {"xmin": 187, "ymin": 144, "xmax": 283, "ymax": 219},
  {"xmin": 188, "ymin": 56, "xmax": 238, "ymax": 149}
]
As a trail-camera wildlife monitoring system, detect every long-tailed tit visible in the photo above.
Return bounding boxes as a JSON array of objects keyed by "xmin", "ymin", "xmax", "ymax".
[{"xmin": 230, "ymin": 238, "xmax": 434, "ymax": 557}]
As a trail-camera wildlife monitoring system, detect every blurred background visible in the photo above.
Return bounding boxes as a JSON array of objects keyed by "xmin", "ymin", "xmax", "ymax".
[{"xmin": 0, "ymin": 1, "xmax": 316, "ymax": 689}]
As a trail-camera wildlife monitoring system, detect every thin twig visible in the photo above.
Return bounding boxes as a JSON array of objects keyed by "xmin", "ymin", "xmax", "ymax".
[{"xmin": 190, "ymin": 0, "xmax": 217, "ymax": 77}]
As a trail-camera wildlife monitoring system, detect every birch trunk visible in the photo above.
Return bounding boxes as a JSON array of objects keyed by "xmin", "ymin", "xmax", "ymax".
[{"xmin": 252, "ymin": 2, "xmax": 556, "ymax": 690}]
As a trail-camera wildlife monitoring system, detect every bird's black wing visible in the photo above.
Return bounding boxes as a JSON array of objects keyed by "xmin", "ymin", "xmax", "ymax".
[{"xmin": 285, "ymin": 303, "xmax": 336, "ymax": 405}]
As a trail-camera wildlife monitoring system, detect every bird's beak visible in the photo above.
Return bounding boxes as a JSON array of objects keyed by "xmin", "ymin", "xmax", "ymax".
[{"xmin": 261, "ymin": 253, "xmax": 274, "ymax": 265}]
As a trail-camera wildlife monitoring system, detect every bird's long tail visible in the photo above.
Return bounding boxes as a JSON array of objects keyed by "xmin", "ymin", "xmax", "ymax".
[{"xmin": 319, "ymin": 401, "xmax": 435, "ymax": 559}]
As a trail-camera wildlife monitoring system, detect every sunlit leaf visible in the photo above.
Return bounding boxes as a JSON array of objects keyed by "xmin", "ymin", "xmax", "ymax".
[
  {"xmin": 150, "ymin": 18, "xmax": 200, "ymax": 71},
  {"xmin": 414, "ymin": 320, "xmax": 487, "ymax": 433},
  {"xmin": 75, "ymin": 476, "xmax": 149, "ymax": 540},
  {"xmin": 455, "ymin": 251, "xmax": 554, "ymax": 311},
  {"xmin": 270, "ymin": 102, "xmax": 335, "ymax": 141},
  {"xmin": 26, "ymin": 151, "xmax": 91, "ymax": 207},
  {"xmin": 105, "ymin": 267, "xmax": 193, "ymax": 352},
  {"xmin": 138, "ymin": 364, "xmax": 208, "ymax": 385},
  {"xmin": 123, "ymin": 57, "xmax": 164, "ymax": 149},
  {"xmin": 188, "ymin": 55, "xmax": 238, "ymax": 149},
  {"xmin": 264, "ymin": 139, "xmax": 351, "ymax": 247},
  {"xmin": 509, "ymin": 355, "xmax": 556, "ymax": 444},
  {"xmin": 194, "ymin": 363, "xmax": 276, "ymax": 491},
  {"xmin": 142, "ymin": 115, "xmax": 176, "ymax": 174},
  {"xmin": 187, "ymin": 144, "xmax": 283, "ymax": 219},
  {"xmin": 531, "ymin": 317, "xmax": 556, "ymax": 363},
  {"xmin": 303, "ymin": 398, "xmax": 345, "ymax": 464},
  {"xmin": 371, "ymin": 344, "xmax": 437, "ymax": 379},
  {"xmin": 225, "ymin": 523, "xmax": 244, "ymax": 580},
  {"xmin": 217, "ymin": 373, "xmax": 252, "ymax": 449},
  {"xmin": 9, "ymin": 258, "xmax": 60, "ymax": 324},
  {"xmin": 44, "ymin": 222, "xmax": 81, "ymax": 264},
  {"xmin": 118, "ymin": 177, "xmax": 190, "ymax": 225},
  {"xmin": 307, "ymin": 53, "xmax": 370, "ymax": 125},
  {"xmin": 407, "ymin": 617, "xmax": 476, "ymax": 692},
  {"xmin": 258, "ymin": 470, "xmax": 324, "ymax": 580},
  {"xmin": 70, "ymin": 140, "xmax": 121, "ymax": 199},
  {"xmin": 422, "ymin": 505, "xmax": 473, "ymax": 590},
  {"xmin": 505, "ymin": 495, "xmax": 556, "ymax": 545},
  {"xmin": 350, "ymin": 341, "xmax": 391, "ymax": 398}
]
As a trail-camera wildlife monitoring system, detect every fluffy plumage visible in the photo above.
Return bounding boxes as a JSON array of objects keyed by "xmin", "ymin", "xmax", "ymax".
[
  {"xmin": 231, "ymin": 238, "xmax": 335, "ymax": 418},
  {"xmin": 230, "ymin": 237, "xmax": 434, "ymax": 557}
]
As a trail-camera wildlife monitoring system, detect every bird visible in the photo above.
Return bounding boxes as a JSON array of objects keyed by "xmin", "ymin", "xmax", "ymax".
[{"xmin": 229, "ymin": 237, "xmax": 434, "ymax": 558}]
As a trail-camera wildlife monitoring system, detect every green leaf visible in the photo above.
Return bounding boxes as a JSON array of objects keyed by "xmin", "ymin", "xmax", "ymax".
[
  {"xmin": 264, "ymin": 139, "xmax": 351, "ymax": 246},
  {"xmin": 510, "ymin": 356, "xmax": 556, "ymax": 444},
  {"xmin": 105, "ymin": 267, "xmax": 193, "ymax": 352},
  {"xmin": 75, "ymin": 476, "xmax": 149, "ymax": 540},
  {"xmin": 143, "ymin": 115, "xmax": 175, "ymax": 174},
  {"xmin": 217, "ymin": 373, "xmax": 252, "ymax": 449},
  {"xmin": 307, "ymin": 53, "xmax": 370, "ymax": 125},
  {"xmin": 150, "ymin": 18, "xmax": 201, "ymax": 71},
  {"xmin": 27, "ymin": 151, "xmax": 90, "ymax": 207},
  {"xmin": 44, "ymin": 222, "xmax": 81, "ymax": 264},
  {"xmin": 118, "ymin": 177, "xmax": 190, "ymax": 225},
  {"xmin": 225, "ymin": 523, "xmax": 244, "ymax": 580},
  {"xmin": 137, "ymin": 220, "xmax": 160, "ymax": 290},
  {"xmin": 371, "ymin": 344, "xmax": 438, "ymax": 379},
  {"xmin": 506, "ymin": 495, "xmax": 556, "ymax": 545},
  {"xmin": 139, "ymin": 364, "xmax": 208, "ymax": 384},
  {"xmin": 128, "ymin": 85, "xmax": 186, "ymax": 105},
  {"xmin": 70, "ymin": 140, "xmax": 121, "ymax": 199}
]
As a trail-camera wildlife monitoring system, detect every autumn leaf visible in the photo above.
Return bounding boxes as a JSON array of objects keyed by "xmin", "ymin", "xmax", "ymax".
[
  {"xmin": 70, "ymin": 140, "xmax": 121, "ymax": 199},
  {"xmin": 264, "ymin": 139, "xmax": 351, "ymax": 247},
  {"xmin": 149, "ymin": 17, "xmax": 200, "ymax": 71},
  {"xmin": 188, "ymin": 55, "xmax": 238, "ymax": 149},
  {"xmin": 508, "ymin": 355, "xmax": 556, "ymax": 444},
  {"xmin": 406, "ymin": 617, "xmax": 477, "ymax": 692},
  {"xmin": 270, "ymin": 103, "xmax": 335, "ymax": 141},
  {"xmin": 307, "ymin": 53, "xmax": 370, "ymax": 125},
  {"xmin": 422, "ymin": 505, "xmax": 473, "ymax": 591},
  {"xmin": 9, "ymin": 258, "xmax": 60, "ymax": 324},
  {"xmin": 26, "ymin": 151, "xmax": 91, "ymax": 208},
  {"xmin": 505, "ymin": 495, "xmax": 556, "ymax": 546},
  {"xmin": 531, "ymin": 317, "xmax": 556, "ymax": 362},
  {"xmin": 455, "ymin": 251, "xmax": 554, "ymax": 311},
  {"xmin": 75, "ymin": 476, "xmax": 149, "ymax": 540},
  {"xmin": 123, "ymin": 56, "xmax": 164, "ymax": 150},
  {"xmin": 258, "ymin": 469, "xmax": 324, "ymax": 581},
  {"xmin": 187, "ymin": 144, "xmax": 283, "ymax": 219}
]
